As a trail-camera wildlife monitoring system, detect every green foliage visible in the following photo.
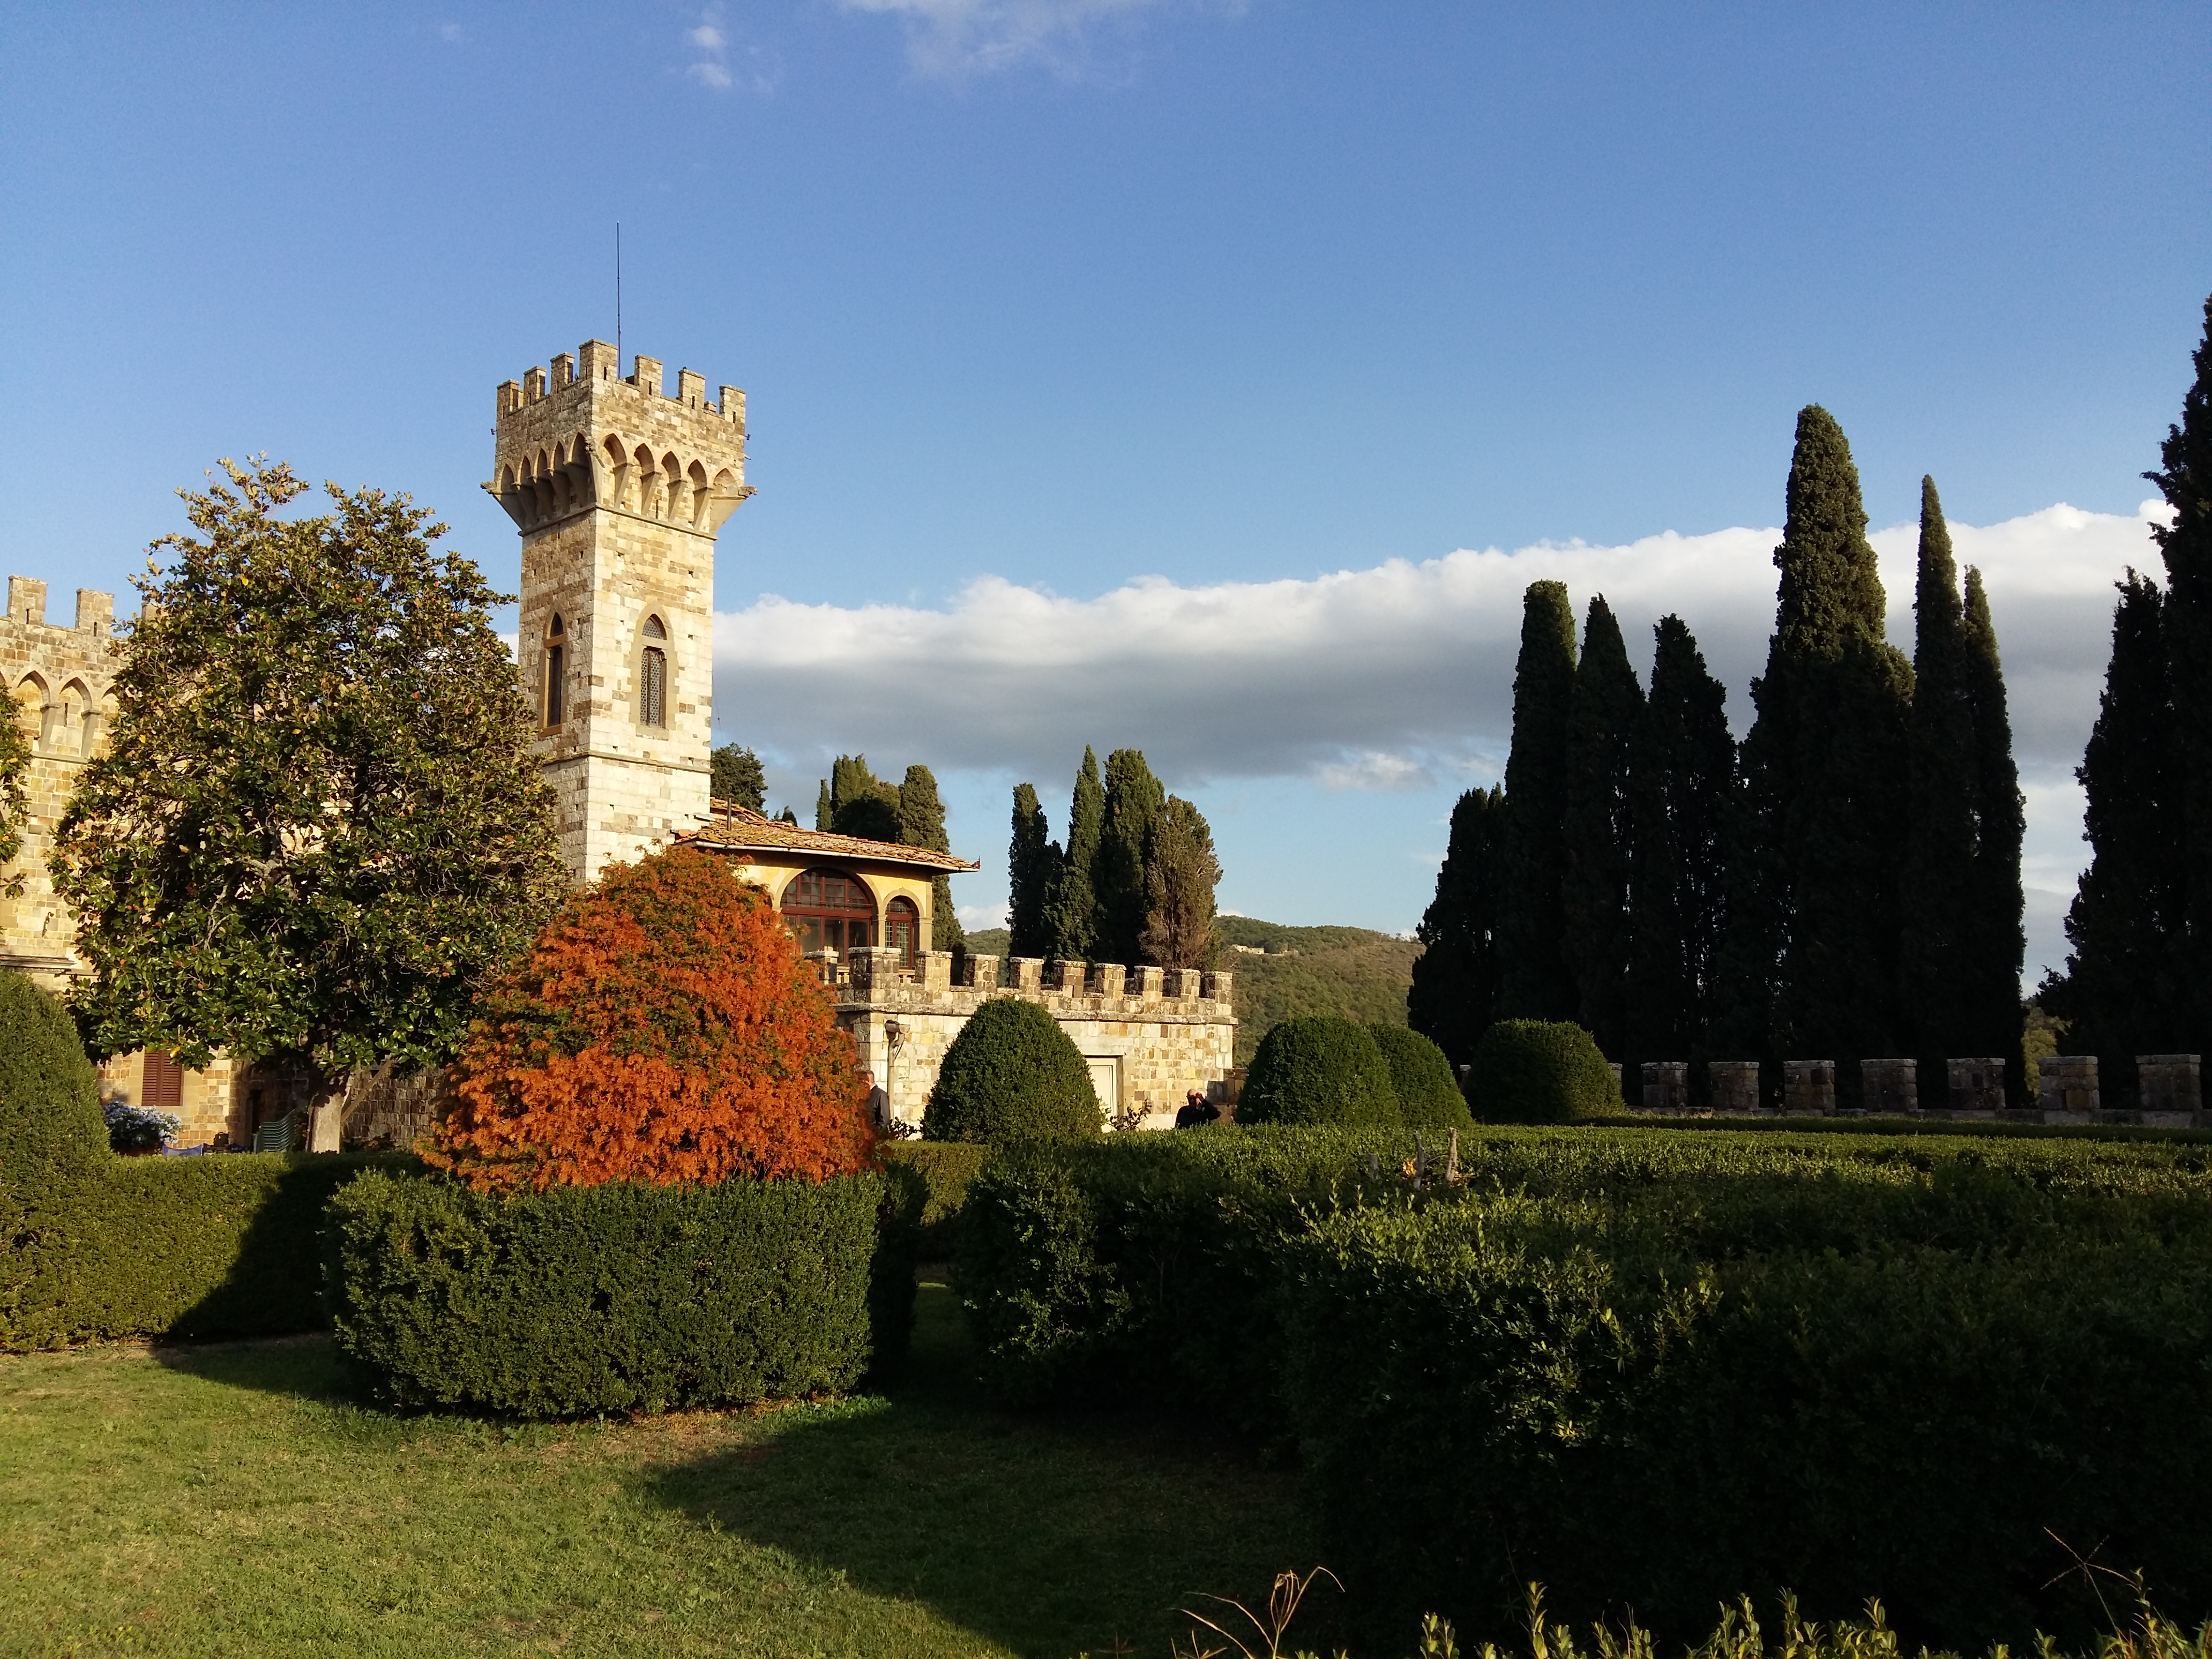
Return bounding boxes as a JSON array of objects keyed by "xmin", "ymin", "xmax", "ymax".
[
  {"xmin": 878, "ymin": 1139, "xmax": 993, "ymax": 1256},
  {"xmin": 1226, "ymin": 918, "xmax": 1421, "ymax": 1066},
  {"xmin": 828, "ymin": 753, "xmax": 902, "ymax": 842},
  {"xmin": 1139, "ymin": 794, "xmax": 1221, "ymax": 968},
  {"xmin": 1563, "ymin": 595, "xmax": 1643, "ymax": 1060},
  {"xmin": 1093, "ymin": 748, "xmax": 1166, "ymax": 968},
  {"xmin": 894, "ymin": 764, "xmax": 965, "ymax": 953},
  {"xmin": 328, "ymin": 1169, "xmax": 894, "ymax": 1416},
  {"xmin": 1626, "ymin": 616, "xmax": 1735, "ymax": 1065},
  {"xmin": 1498, "ymin": 580, "xmax": 1580, "ymax": 1021},
  {"xmin": 1284, "ymin": 1161, "xmax": 2212, "ymax": 1650},
  {"xmin": 1240, "ymin": 1014, "xmax": 1403, "ymax": 1127},
  {"xmin": 1716, "ymin": 407, "xmax": 1913, "ymax": 1069},
  {"xmin": 1466, "ymin": 1018, "xmax": 1620, "ymax": 1123},
  {"xmin": 922, "ymin": 997, "xmax": 1102, "ymax": 1146},
  {"xmin": 1409, "ymin": 786, "xmax": 1505, "ymax": 1070},
  {"xmin": 709, "ymin": 743, "xmax": 767, "ymax": 812},
  {"xmin": 1962, "ymin": 566, "xmax": 2027, "ymax": 1084},
  {"xmin": 2045, "ymin": 573, "xmax": 2187, "ymax": 1080},
  {"xmin": 1043, "ymin": 747, "xmax": 1104, "ymax": 962},
  {"xmin": 1369, "ymin": 1024, "xmax": 1472, "ymax": 1132},
  {"xmin": 1006, "ymin": 781, "xmax": 1059, "ymax": 960},
  {"xmin": 0, "ymin": 969, "xmax": 104, "ymax": 1177},
  {"xmin": 0, "ymin": 688, "xmax": 28, "ymax": 886},
  {"xmin": 51, "ymin": 458, "xmax": 569, "ymax": 1080}
]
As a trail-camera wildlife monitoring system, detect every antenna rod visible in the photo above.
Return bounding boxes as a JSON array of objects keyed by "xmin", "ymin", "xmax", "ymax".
[{"xmin": 615, "ymin": 222, "xmax": 623, "ymax": 368}]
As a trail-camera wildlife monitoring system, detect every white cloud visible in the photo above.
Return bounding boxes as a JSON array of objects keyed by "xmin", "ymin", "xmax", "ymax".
[
  {"xmin": 436, "ymin": 22, "xmax": 465, "ymax": 43},
  {"xmin": 839, "ymin": 0, "xmax": 1225, "ymax": 80},
  {"xmin": 681, "ymin": 6, "xmax": 775, "ymax": 93},
  {"xmin": 1317, "ymin": 750, "xmax": 1432, "ymax": 793}
]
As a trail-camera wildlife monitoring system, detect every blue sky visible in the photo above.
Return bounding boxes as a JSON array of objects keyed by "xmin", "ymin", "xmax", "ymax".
[{"xmin": 3, "ymin": 3, "xmax": 2208, "ymax": 980}]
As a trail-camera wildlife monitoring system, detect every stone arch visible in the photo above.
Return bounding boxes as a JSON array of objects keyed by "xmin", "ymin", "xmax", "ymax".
[
  {"xmin": 633, "ymin": 443, "xmax": 661, "ymax": 518},
  {"xmin": 60, "ymin": 678, "xmax": 91, "ymax": 754},
  {"xmin": 603, "ymin": 433, "xmax": 633, "ymax": 510},
  {"xmin": 11, "ymin": 672, "xmax": 45, "ymax": 746},
  {"xmin": 686, "ymin": 460, "xmax": 712, "ymax": 529},
  {"xmin": 701, "ymin": 467, "xmax": 745, "ymax": 533},
  {"xmin": 637, "ymin": 612, "xmax": 669, "ymax": 728},
  {"xmin": 661, "ymin": 451, "xmax": 687, "ymax": 522}
]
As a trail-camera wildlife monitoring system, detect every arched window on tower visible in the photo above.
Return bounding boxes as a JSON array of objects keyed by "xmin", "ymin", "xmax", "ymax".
[
  {"xmin": 542, "ymin": 614, "xmax": 566, "ymax": 728},
  {"xmin": 781, "ymin": 869, "xmax": 876, "ymax": 959},
  {"xmin": 884, "ymin": 896, "xmax": 921, "ymax": 970},
  {"xmin": 640, "ymin": 614, "xmax": 668, "ymax": 728}
]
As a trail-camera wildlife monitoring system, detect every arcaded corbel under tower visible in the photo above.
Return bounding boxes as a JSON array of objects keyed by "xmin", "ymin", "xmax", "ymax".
[{"xmin": 487, "ymin": 340, "xmax": 752, "ymax": 886}]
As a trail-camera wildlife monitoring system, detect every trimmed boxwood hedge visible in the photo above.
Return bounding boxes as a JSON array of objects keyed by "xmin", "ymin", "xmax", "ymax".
[
  {"xmin": 1465, "ymin": 1018, "xmax": 1621, "ymax": 1122},
  {"xmin": 923, "ymin": 997, "xmax": 1102, "ymax": 1146},
  {"xmin": 328, "ymin": 1170, "xmax": 904, "ymax": 1416},
  {"xmin": 1238, "ymin": 1014, "xmax": 1403, "ymax": 1127},
  {"xmin": 1367, "ymin": 1023, "xmax": 1473, "ymax": 1133},
  {"xmin": 878, "ymin": 1139, "xmax": 992, "ymax": 1257}
]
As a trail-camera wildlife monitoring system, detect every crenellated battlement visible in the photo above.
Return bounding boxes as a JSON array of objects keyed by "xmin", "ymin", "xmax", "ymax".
[{"xmin": 486, "ymin": 340, "xmax": 750, "ymax": 539}]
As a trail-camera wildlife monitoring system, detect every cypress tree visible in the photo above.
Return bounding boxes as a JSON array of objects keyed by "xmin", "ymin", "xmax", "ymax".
[
  {"xmin": 1897, "ymin": 477, "xmax": 1979, "ymax": 1081},
  {"xmin": 814, "ymin": 779, "xmax": 833, "ymax": 832},
  {"xmin": 1715, "ymin": 406, "xmax": 1912, "ymax": 1071},
  {"xmin": 895, "ymin": 764, "xmax": 965, "ymax": 953},
  {"xmin": 2148, "ymin": 292, "xmax": 2212, "ymax": 1055},
  {"xmin": 1625, "ymin": 616, "xmax": 1735, "ymax": 1067},
  {"xmin": 1961, "ymin": 566, "xmax": 2026, "ymax": 1089},
  {"xmin": 1138, "ymin": 795, "xmax": 1222, "ymax": 968},
  {"xmin": 1496, "ymin": 580, "xmax": 1580, "ymax": 1021},
  {"xmin": 2045, "ymin": 573, "xmax": 2188, "ymax": 1073},
  {"xmin": 1041, "ymin": 747, "xmax": 1104, "ymax": 962},
  {"xmin": 1094, "ymin": 748, "xmax": 1167, "ymax": 967},
  {"xmin": 1006, "ymin": 782, "xmax": 1059, "ymax": 960},
  {"xmin": 1561, "ymin": 595, "xmax": 1643, "ymax": 1060},
  {"xmin": 1408, "ymin": 784, "xmax": 1505, "ymax": 1071},
  {"xmin": 826, "ymin": 754, "xmax": 900, "ymax": 843}
]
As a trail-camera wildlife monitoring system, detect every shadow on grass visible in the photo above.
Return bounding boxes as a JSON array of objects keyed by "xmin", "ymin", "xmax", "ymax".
[
  {"xmin": 151, "ymin": 1331, "xmax": 345, "ymax": 1403},
  {"xmin": 643, "ymin": 1275, "xmax": 1329, "ymax": 1659}
]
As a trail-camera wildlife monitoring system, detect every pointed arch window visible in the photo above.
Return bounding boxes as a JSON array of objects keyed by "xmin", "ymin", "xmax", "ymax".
[
  {"xmin": 639, "ymin": 614, "xmax": 668, "ymax": 728},
  {"xmin": 542, "ymin": 614, "xmax": 566, "ymax": 728}
]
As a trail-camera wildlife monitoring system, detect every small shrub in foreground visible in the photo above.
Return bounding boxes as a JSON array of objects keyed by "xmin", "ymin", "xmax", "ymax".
[
  {"xmin": 1239, "ymin": 1015, "xmax": 1403, "ymax": 1127},
  {"xmin": 1465, "ymin": 1018, "xmax": 1619, "ymax": 1122},
  {"xmin": 1369, "ymin": 1024, "xmax": 1473, "ymax": 1132},
  {"xmin": 923, "ymin": 997, "xmax": 1101, "ymax": 1146}
]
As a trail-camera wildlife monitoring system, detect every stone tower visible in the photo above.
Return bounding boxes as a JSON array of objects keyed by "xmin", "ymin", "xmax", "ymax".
[{"xmin": 487, "ymin": 340, "xmax": 750, "ymax": 886}]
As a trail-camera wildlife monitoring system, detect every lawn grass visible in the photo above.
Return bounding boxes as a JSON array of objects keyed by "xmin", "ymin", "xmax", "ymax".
[{"xmin": 0, "ymin": 1275, "xmax": 1317, "ymax": 1659}]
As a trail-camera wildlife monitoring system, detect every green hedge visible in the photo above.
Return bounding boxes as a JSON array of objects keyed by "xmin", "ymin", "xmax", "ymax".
[
  {"xmin": 1368, "ymin": 1023, "xmax": 1473, "ymax": 1132},
  {"xmin": 1239, "ymin": 1015, "xmax": 1403, "ymax": 1127},
  {"xmin": 923, "ymin": 997, "xmax": 1102, "ymax": 1145},
  {"xmin": 1466, "ymin": 1019, "xmax": 1621, "ymax": 1122},
  {"xmin": 1284, "ymin": 1171, "xmax": 2212, "ymax": 1651},
  {"xmin": 878, "ymin": 1139, "xmax": 992, "ymax": 1257},
  {"xmin": 329, "ymin": 1170, "xmax": 905, "ymax": 1416}
]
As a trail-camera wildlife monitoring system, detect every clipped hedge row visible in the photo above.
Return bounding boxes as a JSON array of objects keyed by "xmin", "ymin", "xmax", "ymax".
[
  {"xmin": 1287, "ymin": 1183, "xmax": 2212, "ymax": 1652},
  {"xmin": 878, "ymin": 1139, "xmax": 992, "ymax": 1257},
  {"xmin": 329, "ymin": 1169, "xmax": 906, "ymax": 1416}
]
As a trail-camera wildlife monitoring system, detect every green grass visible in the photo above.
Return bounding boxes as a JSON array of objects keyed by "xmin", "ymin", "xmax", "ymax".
[{"xmin": 0, "ymin": 1277, "xmax": 1314, "ymax": 1659}]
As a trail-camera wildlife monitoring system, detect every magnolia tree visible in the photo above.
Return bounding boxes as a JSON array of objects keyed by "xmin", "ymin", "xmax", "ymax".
[
  {"xmin": 428, "ymin": 847, "xmax": 873, "ymax": 1190},
  {"xmin": 53, "ymin": 458, "xmax": 569, "ymax": 1140}
]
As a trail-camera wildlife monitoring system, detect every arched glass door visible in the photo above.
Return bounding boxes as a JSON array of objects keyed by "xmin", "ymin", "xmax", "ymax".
[
  {"xmin": 781, "ymin": 869, "xmax": 876, "ymax": 958},
  {"xmin": 884, "ymin": 896, "xmax": 921, "ymax": 970}
]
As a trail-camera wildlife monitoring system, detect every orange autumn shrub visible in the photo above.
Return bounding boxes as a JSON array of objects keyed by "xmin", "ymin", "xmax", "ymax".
[{"xmin": 428, "ymin": 847, "xmax": 872, "ymax": 1191}]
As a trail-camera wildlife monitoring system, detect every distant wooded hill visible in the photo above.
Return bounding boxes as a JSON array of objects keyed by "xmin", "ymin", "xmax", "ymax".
[{"xmin": 962, "ymin": 917, "xmax": 1417, "ymax": 1066}]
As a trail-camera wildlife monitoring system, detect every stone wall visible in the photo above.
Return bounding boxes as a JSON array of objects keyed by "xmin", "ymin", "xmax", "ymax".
[{"xmin": 825, "ymin": 949, "xmax": 1236, "ymax": 1130}]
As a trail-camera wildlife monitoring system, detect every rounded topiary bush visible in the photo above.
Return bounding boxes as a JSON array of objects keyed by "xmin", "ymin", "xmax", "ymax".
[
  {"xmin": 0, "ymin": 968, "xmax": 104, "ymax": 1179},
  {"xmin": 923, "ymin": 997, "xmax": 1102, "ymax": 1146},
  {"xmin": 1239, "ymin": 1014, "xmax": 1403, "ymax": 1127},
  {"xmin": 1466, "ymin": 1019, "xmax": 1621, "ymax": 1124},
  {"xmin": 1369, "ymin": 1023, "xmax": 1473, "ymax": 1132}
]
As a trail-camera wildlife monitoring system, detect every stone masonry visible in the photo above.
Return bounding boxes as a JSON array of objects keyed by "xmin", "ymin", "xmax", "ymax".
[
  {"xmin": 824, "ymin": 950, "xmax": 1237, "ymax": 1130},
  {"xmin": 487, "ymin": 341, "xmax": 750, "ymax": 887}
]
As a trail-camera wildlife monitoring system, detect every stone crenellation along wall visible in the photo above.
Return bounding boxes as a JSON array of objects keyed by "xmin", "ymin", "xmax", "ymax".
[
  {"xmin": 823, "ymin": 950, "xmax": 1237, "ymax": 1130},
  {"xmin": 1631, "ymin": 1054, "xmax": 2206, "ymax": 1126}
]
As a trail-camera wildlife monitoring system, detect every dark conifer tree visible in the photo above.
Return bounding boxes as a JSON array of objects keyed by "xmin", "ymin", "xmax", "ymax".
[
  {"xmin": 1961, "ymin": 566, "xmax": 2026, "ymax": 1088},
  {"xmin": 1625, "ymin": 616, "xmax": 1735, "ymax": 1067},
  {"xmin": 1094, "ymin": 748, "xmax": 1167, "ymax": 966},
  {"xmin": 814, "ymin": 779, "xmax": 833, "ymax": 832},
  {"xmin": 1006, "ymin": 782, "xmax": 1060, "ymax": 961},
  {"xmin": 1496, "ymin": 580, "xmax": 1580, "ymax": 1020},
  {"xmin": 1897, "ymin": 477, "xmax": 1979, "ymax": 1080},
  {"xmin": 2044, "ymin": 573, "xmax": 2188, "ymax": 1071},
  {"xmin": 1714, "ymin": 406, "xmax": 1912, "ymax": 1070},
  {"xmin": 1041, "ymin": 747, "xmax": 1104, "ymax": 962},
  {"xmin": 1562, "ymin": 595, "xmax": 1643, "ymax": 1060},
  {"xmin": 2148, "ymin": 292, "xmax": 2212, "ymax": 1054},
  {"xmin": 895, "ymin": 764, "xmax": 965, "ymax": 953},
  {"xmin": 1408, "ymin": 784, "xmax": 1505, "ymax": 1070},
  {"xmin": 825, "ymin": 754, "xmax": 900, "ymax": 843}
]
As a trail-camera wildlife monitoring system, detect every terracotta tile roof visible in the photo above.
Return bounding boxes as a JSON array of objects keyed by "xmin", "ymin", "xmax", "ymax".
[{"xmin": 676, "ymin": 801, "xmax": 980, "ymax": 873}]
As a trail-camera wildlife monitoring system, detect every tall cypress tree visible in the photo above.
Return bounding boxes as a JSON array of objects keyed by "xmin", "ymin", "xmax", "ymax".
[
  {"xmin": 896, "ymin": 764, "xmax": 965, "ymax": 953},
  {"xmin": 1625, "ymin": 616, "xmax": 1735, "ymax": 1066},
  {"xmin": 1094, "ymin": 748, "xmax": 1167, "ymax": 967},
  {"xmin": 1714, "ymin": 406, "xmax": 1912, "ymax": 1070},
  {"xmin": 2045, "ymin": 573, "xmax": 2188, "ymax": 1073},
  {"xmin": 2148, "ymin": 292, "xmax": 2212, "ymax": 1056},
  {"xmin": 825, "ymin": 754, "xmax": 901, "ymax": 843},
  {"xmin": 1409, "ymin": 784, "xmax": 1505, "ymax": 1070},
  {"xmin": 1562, "ymin": 595, "xmax": 1643, "ymax": 1060},
  {"xmin": 1006, "ymin": 782, "xmax": 1059, "ymax": 960},
  {"xmin": 814, "ymin": 779, "xmax": 833, "ymax": 832},
  {"xmin": 1042, "ymin": 746, "xmax": 1104, "ymax": 962},
  {"xmin": 1897, "ymin": 477, "xmax": 1979, "ymax": 1079},
  {"xmin": 1961, "ymin": 566, "xmax": 2026, "ymax": 1088},
  {"xmin": 1496, "ymin": 580, "xmax": 1580, "ymax": 1021}
]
